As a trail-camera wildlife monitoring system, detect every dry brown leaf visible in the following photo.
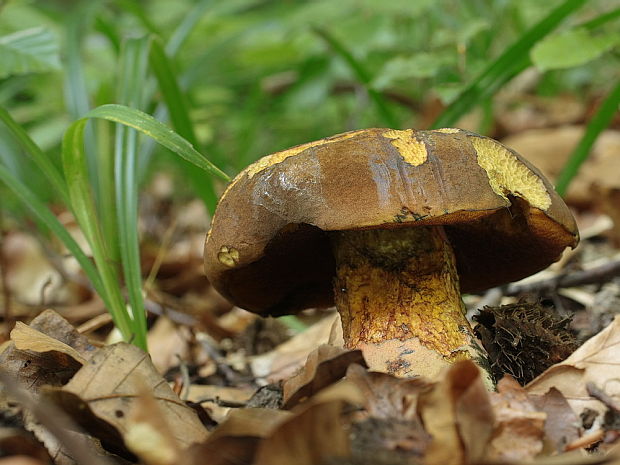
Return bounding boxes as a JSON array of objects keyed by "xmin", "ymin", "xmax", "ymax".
[
  {"xmin": 527, "ymin": 315, "xmax": 620, "ymax": 417},
  {"xmin": 210, "ymin": 408, "xmax": 293, "ymax": 441},
  {"xmin": 0, "ymin": 427, "xmax": 50, "ymax": 463},
  {"xmin": 124, "ymin": 386, "xmax": 183, "ymax": 465},
  {"xmin": 530, "ymin": 388, "xmax": 581, "ymax": 453},
  {"xmin": 11, "ymin": 322, "xmax": 86, "ymax": 366},
  {"xmin": 2, "ymin": 232, "xmax": 87, "ymax": 307},
  {"xmin": 418, "ymin": 360, "xmax": 494, "ymax": 465},
  {"xmin": 487, "ymin": 376, "xmax": 546, "ymax": 463},
  {"xmin": 253, "ymin": 380, "xmax": 365, "ymax": 465},
  {"xmin": 282, "ymin": 345, "xmax": 365, "ymax": 409},
  {"xmin": 47, "ymin": 343, "xmax": 208, "ymax": 454},
  {"xmin": 180, "ymin": 408, "xmax": 292, "ymax": 465},
  {"xmin": 0, "ymin": 315, "xmax": 89, "ymax": 396},
  {"xmin": 345, "ymin": 362, "xmax": 430, "ymax": 420},
  {"xmin": 250, "ymin": 312, "xmax": 340, "ymax": 382},
  {"xmin": 28, "ymin": 309, "xmax": 95, "ymax": 357},
  {"xmin": 146, "ymin": 317, "xmax": 190, "ymax": 374},
  {"xmin": 185, "ymin": 385, "xmax": 254, "ymax": 423},
  {"xmin": 0, "ymin": 457, "xmax": 48, "ymax": 465}
]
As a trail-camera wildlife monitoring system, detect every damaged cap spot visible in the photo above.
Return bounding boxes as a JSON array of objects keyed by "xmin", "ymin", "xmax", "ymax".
[
  {"xmin": 471, "ymin": 136, "xmax": 552, "ymax": 211},
  {"xmin": 383, "ymin": 129, "xmax": 428, "ymax": 166},
  {"xmin": 218, "ymin": 246, "xmax": 239, "ymax": 267}
]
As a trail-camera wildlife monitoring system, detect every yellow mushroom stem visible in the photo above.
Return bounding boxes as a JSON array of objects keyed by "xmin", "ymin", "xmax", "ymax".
[{"xmin": 331, "ymin": 225, "xmax": 488, "ymax": 380}]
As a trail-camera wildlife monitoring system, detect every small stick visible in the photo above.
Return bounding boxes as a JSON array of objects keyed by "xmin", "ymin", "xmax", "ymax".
[
  {"xmin": 198, "ymin": 397, "xmax": 247, "ymax": 408},
  {"xmin": 504, "ymin": 256, "xmax": 620, "ymax": 296},
  {"xmin": 564, "ymin": 428, "xmax": 605, "ymax": 451}
]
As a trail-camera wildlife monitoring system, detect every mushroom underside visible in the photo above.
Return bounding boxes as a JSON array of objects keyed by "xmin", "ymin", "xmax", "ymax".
[{"xmin": 216, "ymin": 202, "xmax": 573, "ymax": 319}]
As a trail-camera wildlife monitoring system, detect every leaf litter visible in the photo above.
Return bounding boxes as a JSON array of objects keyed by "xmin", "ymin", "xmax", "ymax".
[{"xmin": 0, "ymin": 306, "xmax": 619, "ymax": 464}]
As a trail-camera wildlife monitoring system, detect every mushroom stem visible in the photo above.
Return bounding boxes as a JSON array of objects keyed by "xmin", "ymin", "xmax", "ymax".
[{"xmin": 331, "ymin": 226, "xmax": 488, "ymax": 379}]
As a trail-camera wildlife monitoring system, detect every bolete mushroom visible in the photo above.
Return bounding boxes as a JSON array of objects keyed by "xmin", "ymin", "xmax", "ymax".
[{"xmin": 204, "ymin": 128, "xmax": 578, "ymax": 379}]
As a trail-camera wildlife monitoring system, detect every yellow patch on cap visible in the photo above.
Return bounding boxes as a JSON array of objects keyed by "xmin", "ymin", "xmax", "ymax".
[
  {"xmin": 383, "ymin": 129, "xmax": 428, "ymax": 166},
  {"xmin": 218, "ymin": 246, "xmax": 239, "ymax": 267},
  {"xmin": 245, "ymin": 130, "xmax": 364, "ymax": 179},
  {"xmin": 434, "ymin": 128, "xmax": 461, "ymax": 134},
  {"xmin": 471, "ymin": 137, "xmax": 551, "ymax": 211}
]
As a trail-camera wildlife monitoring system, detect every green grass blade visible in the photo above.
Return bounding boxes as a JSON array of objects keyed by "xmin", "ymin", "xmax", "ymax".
[
  {"xmin": 166, "ymin": 0, "xmax": 212, "ymax": 55},
  {"xmin": 581, "ymin": 7, "xmax": 620, "ymax": 30},
  {"xmin": 432, "ymin": 0, "xmax": 587, "ymax": 129},
  {"xmin": 313, "ymin": 26, "xmax": 399, "ymax": 128},
  {"xmin": 0, "ymin": 107, "xmax": 69, "ymax": 205},
  {"xmin": 84, "ymin": 104, "xmax": 231, "ymax": 182},
  {"xmin": 0, "ymin": 27, "xmax": 61, "ymax": 78},
  {"xmin": 62, "ymin": 120, "xmax": 135, "ymax": 344},
  {"xmin": 114, "ymin": 36, "xmax": 152, "ymax": 351},
  {"xmin": 149, "ymin": 38, "xmax": 219, "ymax": 214},
  {"xmin": 555, "ymin": 81, "xmax": 620, "ymax": 195},
  {"xmin": 64, "ymin": 5, "xmax": 100, "ymax": 202},
  {"xmin": 0, "ymin": 164, "xmax": 106, "ymax": 305}
]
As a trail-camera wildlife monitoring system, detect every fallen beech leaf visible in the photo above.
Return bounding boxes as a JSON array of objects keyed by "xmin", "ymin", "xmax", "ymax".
[
  {"xmin": 47, "ymin": 343, "xmax": 208, "ymax": 454},
  {"xmin": 0, "ymin": 315, "xmax": 90, "ymax": 395},
  {"xmin": 0, "ymin": 427, "xmax": 51, "ymax": 462},
  {"xmin": 253, "ymin": 380, "xmax": 365, "ymax": 465},
  {"xmin": 28, "ymin": 309, "xmax": 95, "ymax": 357},
  {"xmin": 418, "ymin": 361, "xmax": 493, "ymax": 465},
  {"xmin": 185, "ymin": 385, "xmax": 254, "ymax": 423},
  {"xmin": 527, "ymin": 315, "xmax": 620, "ymax": 417},
  {"xmin": 146, "ymin": 317, "xmax": 190, "ymax": 375},
  {"xmin": 2, "ymin": 232, "xmax": 86, "ymax": 307},
  {"xmin": 282, "ymin": 345, "xmax": 366, "ymax": 409},
  {"xmin": 180, "ymin": 408, "xmax": 292, "ymax": 465},
  {"xmin": 124, "ymin": 387, "xmax": 182, "ymax": 465},
  {"xmin": 250, "ymin": 313, "xmax": 339, "ymax": 383},
  {"xmin": 210, "ymin": 408, "xmax": 293, "ymax": 441},
  {"xmin": 530, "ymin": 388, "xmax": 580, "ymax": 453},
  {"xmin": 0, "ymin": 457, "xmax": 48, "ymax": 465},
  {"xmin": 345, "ymin": 363, "xmax": 430, "ymax": 420},
  {"xmin": 487, "ymin": 376, "xmax": 545, "ymax": 463},
  {"xmin": 11, "ymin": 322, "xmax": 86, "ymax": 366}
]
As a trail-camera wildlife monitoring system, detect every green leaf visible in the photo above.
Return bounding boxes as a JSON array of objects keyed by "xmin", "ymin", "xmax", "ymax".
[
  {"xmin": 373, "ymin": 53, "xmax": 454, "ymax": 90},
  {"xmin": 0, "ymin": 27, "xmax": 61, "ymax": 78},
  {"xmin": 84, "ymin": 105, "xmax": 230, "ymax": 182},
  {"xmin": 0, "ymin": 107, "xmax": 69, "ymax": 205},
  {"xmin": 532, "ymin": 28, "xmax": 619, "ymax": 70},
  {"xmin": 432, "ymin": 0, "xmax": 587, "ymax": 129},
  {"xmin": 149, "ymin": 37, "xmax": 219, "ymax": 214},
  {"xmin": 114, "ymin": 36, "xmax": 152, "ymax": 351},
  {"xmin": 313, "ymin": 26, "xmax": 399, "ymax": 128},
  {"xmin": 62, "ymin": 119, "xmax": 135, "ymax": 345}
]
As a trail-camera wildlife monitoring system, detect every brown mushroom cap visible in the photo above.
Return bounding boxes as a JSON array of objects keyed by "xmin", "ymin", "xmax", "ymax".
[{"xmin": 204, "ymin": 128, "xmax": 578, "ymax": 316}]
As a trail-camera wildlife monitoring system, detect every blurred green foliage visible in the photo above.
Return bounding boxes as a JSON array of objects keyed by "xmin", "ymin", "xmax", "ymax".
[
  {"xmin": 0, "ymin": 0, "xmax": 619, "ymax": 348},
  {"xmin": 1, "ymin": 0, "xmax": 618, "ymax": 191}
]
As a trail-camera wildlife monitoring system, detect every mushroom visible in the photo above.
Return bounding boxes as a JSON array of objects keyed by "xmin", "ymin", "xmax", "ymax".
[{"xmin": 204, "ymin": 128, "xmax": 578, "ymax": 379}]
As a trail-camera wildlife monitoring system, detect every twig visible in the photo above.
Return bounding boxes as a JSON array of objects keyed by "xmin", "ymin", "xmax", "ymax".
[
  {"xmin": 197, "ymin": 397, "xmax": 247, "ymax": 408},
  {"xmin": 0, "ymin": 369, "xmax": 114, "ymax": 465},
  {"xmin": 504, "ymin": 256, "xmax": 620, "ymax": 296},
  {"xmin": 564, "ymin": 428, "xmax": 605, "ymax": 451},
  {"xmin": 196, "ymin": 333, "xmax": 240, "ymax": 385}
]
